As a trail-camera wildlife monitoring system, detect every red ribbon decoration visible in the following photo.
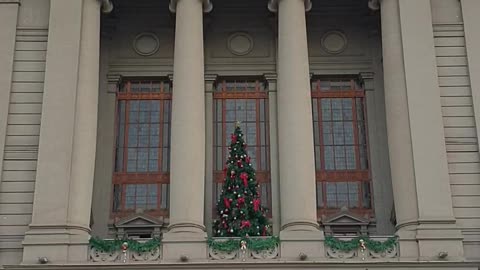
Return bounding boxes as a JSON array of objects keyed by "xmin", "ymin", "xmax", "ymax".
[
  {"xmin": 224, "ymin": 198, "xmax": 231, "ymax": 209},
  {"xmin": 237, "ymin": 197, "xmax": 245, "ymax": 205},
  {"xmin": 240, "ymin": 172, "xmax": 248, "ymax": 187},
  {"xmin": 253, "ymin": 199, "xmax": 261, "ymax": 212},
  {"xmin": 245, "ymin": 156, "xmax": 251, "ymax": 163},
  {"xmin": 240, "ymin": 220, "xmax": 251, "ymax": 229},
  {"xmin": 231, "ymin": 134, "xmax": 237, "ymax": 143}
]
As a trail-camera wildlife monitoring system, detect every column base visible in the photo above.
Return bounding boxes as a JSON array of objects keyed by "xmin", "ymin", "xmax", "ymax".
[
  {"xmin": 395, "ymin": 223, "xmax": 420, "ymax": 260},
  {"xmin": 161, "ymin": 222, "xmax": 207, "ymax": 262},
  {"xmin": 22, "ymin": 225, "xmax": 90, "ymax": 264},
  {"xmin": 279, "ymin": 221, "xmax": 325, "ymax": 260},
  {"xmin": 416, "ymin": 220, "xmax": 464, "ymax": 261}
]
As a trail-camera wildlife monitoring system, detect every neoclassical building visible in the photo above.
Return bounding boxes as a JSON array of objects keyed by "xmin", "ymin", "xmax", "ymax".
[{"xmin": 0, "ymin": 0, "xmax": 480, "ymax": 269}]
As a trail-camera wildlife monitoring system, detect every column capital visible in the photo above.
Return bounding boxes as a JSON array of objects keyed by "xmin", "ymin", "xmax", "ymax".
[
  {"xmin": 169, "ymin": 0, "xmax": 213, "ymax": 13},
  {"xmin": 268, "ymin": 0, "xmax": 312, "ymax": 12},
  {"xmin": 264, "ymin": 73, "xmax": 277, "ymax": 82},
  {"xmin": 205, "ymin": 74, "xmax": 218, "ymax": 92},
  {"xmin": 264, "ymin": 73, "xmax": 277, "ymax": 91},
  {"xmin": 106, "ymin": 74, "xmax": 122, "ymax": 93},
  {"xmin": 204, "ymin": 74, "xmax": 218, "ymax": 83},
  {"xmin": 359, "ymin": 72, "xmax": 375, "ymax": 91}
]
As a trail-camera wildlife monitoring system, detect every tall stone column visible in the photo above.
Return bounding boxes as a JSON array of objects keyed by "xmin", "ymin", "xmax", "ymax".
[
  {"xmin": 162, "ymin": 0, "xmax": 211, "ymax": 261},
  {"xmin": 269, "ymin": 0, "xmax": 324, "ymax": 259},
  {"xmin": 462, "ymin": 0, "xmax": 480, "ymax": 148},
  {"xmin": 22, "ymin": 0, "xmax": 104, "ymax": 263},
  {"xmin": 397, "ymin": 0, "xmax": 463, "ymax": 260},
  {"xmin": 379, "ymin": 0, "xmax": 419, "ymax": 259},
  {"xmin": 67, "ymin": 0, "xmax": 101, "ymax": 240}
]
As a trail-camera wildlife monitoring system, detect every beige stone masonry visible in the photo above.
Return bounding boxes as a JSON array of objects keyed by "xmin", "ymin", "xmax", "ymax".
[
  {"xmin": 162, "ymin": 0, "xmax": 208, "ymax": 262},
  {"xmin": 0, "ymin": 0, "xmax": 20, "ymax": 185},
  {"xmin": 204, "ymin": 74, "xmax": 216, "ymax": 237},
  {"xmin": 398, "ymin": 0, "xmax": 464, "ymax": 260},
  {"xmin": 274, "ymin": 0, "xmax": 324, "ymax": 260},
  {"xmin": 22, "ymin": 0, "xmax": 102, "ymax": 263},
  {"xmin": 462, "ymin": 0, "xmax": 480, "ymax": 150},
  {"xmin": 380, "ymin": 0, "xmax": 419, "ymax": 259}
]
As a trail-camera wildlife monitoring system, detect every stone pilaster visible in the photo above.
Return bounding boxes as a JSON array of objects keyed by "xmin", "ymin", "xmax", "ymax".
[
  {"xmin": 264, "ymin": 73, "xmax": 281, "ymax": 236},
  {"xmin": 379, "ymin": 0, "xmax": 419, "ymax": 259},
  {"xmin": 0, "ymin": 0, "xmax": 20, "ymax": 184},
  {"xmin": 398, "ymin": 0, "xmax": 464, "ymax": 260},
  {"xmin": 162, "ymin": 0, "xmax": 211, "ymax": 262},
  {"xmin": 204, "ymin": 74, "xmax": 217, "ymax": 237},
  {"xmin": 22, "ymin": 0, "xmax": 103, "ymax": 263},
  {"xmin": 271, "ymin": 0, "xmax": 324, "ymax": 260},
  {"xmin": 461, "ymin": 0, "xmax": 480, "ymax": 150}
]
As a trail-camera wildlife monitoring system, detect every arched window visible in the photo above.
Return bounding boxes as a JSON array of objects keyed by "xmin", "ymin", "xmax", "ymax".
[{"xmin": 111, "ymin": 79, "xmax": 171, "ymax": 218}]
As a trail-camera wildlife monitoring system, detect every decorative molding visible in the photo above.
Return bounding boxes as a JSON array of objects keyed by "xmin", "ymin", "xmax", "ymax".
[
  {"xmin": 106, "ymin": 74, "xmax": 122, "ymax": 93},
  {"xmin": 0, "ymin": 0, "xmax": 20, "ymax": 4},
  {"xmin": 359, "ymin": 72, "xmax": 375, "ymax": 91},
  {"xmin": 263, "ymin": 73, "xmax": 277, "ymax": 91},
  {"xmin": 325, "ymin": 236, "xmax": 398, "ymax": 260},
  {"xmin": 227, "ymin": 32, "xmax": 254, "ymax": 56},
  {"xmin": 205, "ymin": 74, "xmax": 218, "ymax": 92},
  {"xmin": 7, "ymin": 261, "xmax": 480, "ymax": 269},
  {"xmin": 132, "ymin": 33, "xmax": 160, "ymax": 56},
  {"xmin": 268, "ymin": 0, "xmax": 312, "ymax": 12},
  {"xmin": 208, "ymin": 237, "xmax": 279, "ymax": 261},
  {"xmin": 321, "ymin": 30, "xmax": 348, "ymax": 55},
  {"xmin": 89, "ymin": 246, "xmax": 162, "ymax": 263},
  {"xmin": 169, "ymin": 0, "xmax": 213, "ymax": 13}
]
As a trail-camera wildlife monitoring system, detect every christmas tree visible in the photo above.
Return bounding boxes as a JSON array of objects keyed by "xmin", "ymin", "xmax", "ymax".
[{"xmin": 213, "ymin": 123, "xmax": 270, "ymax": 237}]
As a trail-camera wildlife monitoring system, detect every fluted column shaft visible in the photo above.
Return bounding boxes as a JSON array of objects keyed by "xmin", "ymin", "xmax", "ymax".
[{"xmin": 277, "ymin": 0, "xmax": 318, "ymax": 230}]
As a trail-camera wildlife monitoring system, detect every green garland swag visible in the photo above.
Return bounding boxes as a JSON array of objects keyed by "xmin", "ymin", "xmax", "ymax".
[
  {"xmin": 89, "ymin": 237, "xmax": 161, "ymax": 253},
  {"xmin": 324, "ymin": 236, "xmax": 397, "ymax": 253},
  {"xmin": 207, "ymin": 236, "xmax": 279, "ymax": 253}
]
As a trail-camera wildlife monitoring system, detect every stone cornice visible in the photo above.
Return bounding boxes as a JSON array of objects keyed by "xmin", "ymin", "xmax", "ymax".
[
  {"xmin": 169, "ymin": 0, "xmax": 213, "ymax": 13},
  {"xmin": 267, "ymin": 0, "xmax": 312, "ymax": 12},
  {"xmin": 4, "ymin": 261, "xmax": 480, "ymax": 270}
]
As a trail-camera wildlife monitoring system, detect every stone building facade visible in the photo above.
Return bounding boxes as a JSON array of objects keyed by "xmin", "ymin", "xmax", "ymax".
[{"xmin": 0, "ymin": 0, "xmax": 479, "ymax": 269}]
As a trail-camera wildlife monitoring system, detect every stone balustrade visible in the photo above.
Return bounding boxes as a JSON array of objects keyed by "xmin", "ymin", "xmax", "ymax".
[
  {"xmin": 88, "ymin": 236, "xmax": 398, "ymax": 263},
  {"xmin": 325, "ymin": 236, "xmax": 399, "ymax": 261}
]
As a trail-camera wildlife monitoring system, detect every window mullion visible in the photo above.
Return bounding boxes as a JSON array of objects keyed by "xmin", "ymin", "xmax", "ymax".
[
  {"xmin": 352, "ymin": 96, "xmax": 361, "ymax": 171},
  {"xmin": 123, "ymin": 101, "xmax": 130, "ymax": 174},
  {"xmin": 255, "ymin": 98, "xmax": 262, "ymax": 171}
]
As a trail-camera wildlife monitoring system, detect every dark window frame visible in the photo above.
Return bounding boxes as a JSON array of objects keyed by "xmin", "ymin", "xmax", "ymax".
[
  {"xmin": 212, "ymin": 77, "xmax": 272, "ymax": 216},
  {"xmin": 311, "ymin": 77, "xmax": 374, "ymax": 218},
  {"xmin": 111, "ymin": 79, "xmax": 172, "ymax": 218}
]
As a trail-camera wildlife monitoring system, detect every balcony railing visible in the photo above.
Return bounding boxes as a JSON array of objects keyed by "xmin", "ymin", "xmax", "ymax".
[
  {"xmin": 88, "ymin": 236, "xmax": 398, "ymax": 263},
  {"xmin": 324, "ymin": 236, "xmax": 399, "ymax": 261}
]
